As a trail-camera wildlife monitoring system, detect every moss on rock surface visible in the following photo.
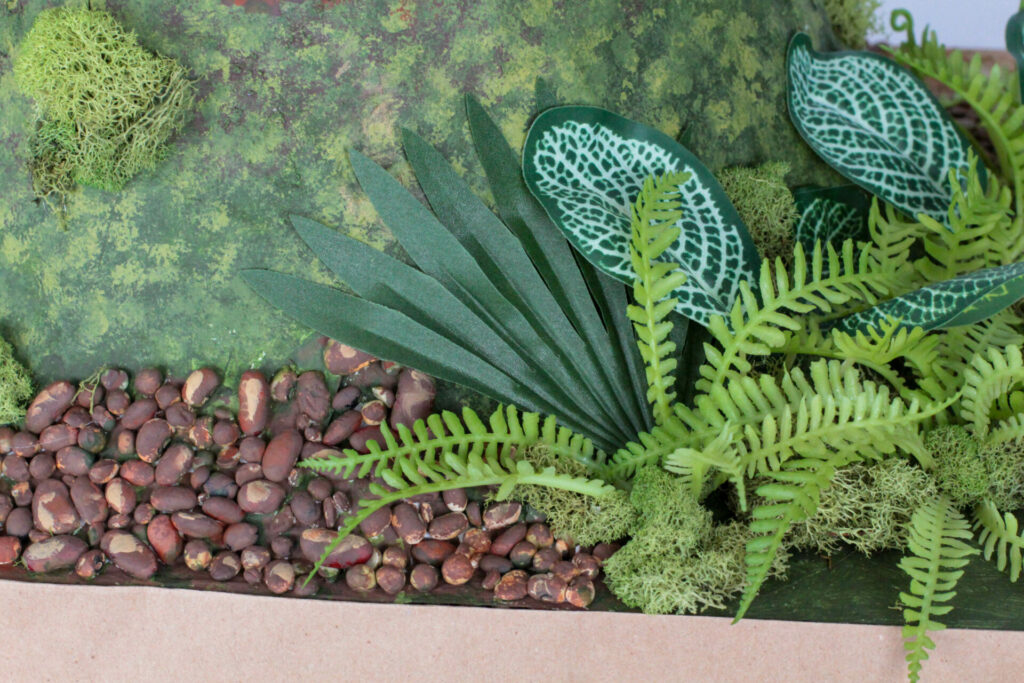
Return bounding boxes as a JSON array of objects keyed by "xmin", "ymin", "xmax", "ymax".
[{"xmin": 0, "ymin": 0, "xmax": 839, "ymax": 382}]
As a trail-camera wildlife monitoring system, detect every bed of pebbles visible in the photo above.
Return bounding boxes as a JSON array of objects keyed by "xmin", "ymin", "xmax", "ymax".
[{"xmin": 0, "ymin": 340, "xmax": 611, "ymax": 607}]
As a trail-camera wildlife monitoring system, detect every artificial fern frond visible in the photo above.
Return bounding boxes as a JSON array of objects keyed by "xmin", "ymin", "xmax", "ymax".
[
  {"xmin": 301, "ymin": 405, "xmax": 614, "ymax": 574},
  {"xmin": 699, "ymin": 240, "xmax": 902, "ymax": 391},
  {"xmin": 974, "ymin": 498, "xmax": 1024, "ymax": 582},
  {"xmin": 734, "ymin": 448, "xmax": 856, "ymax": 621},
  {"xmin": 959, "ymin": 345, "xmax": 1024, "ymax": 439},
  {"xmin": 866, "ymin": 199, "xmax": 926, "ymax": 289},
  {"xmin": 898, "ymin": 495, "xmax": 978, "ymax": 683},
  {"xmin": 886, "ymin": 24, "xmax": 1024, "ymax": 231},
  {"xmin": 663, "ymin": 424, "xmax": 746, "ymax": 508},
  {"xmin": 603, "ymin": 411, "xmax": 691, "ymax": 482},
  {"xmin": 627, "ymin": 171, "xmax": 691, "ymax": 425},
  {"xmin": 913, "ymin": 159, "xmax": 1018, "ymax": 281},
  {"xmin": 681, "ymin": 360, "xmax": 938, "ymax": 476}
]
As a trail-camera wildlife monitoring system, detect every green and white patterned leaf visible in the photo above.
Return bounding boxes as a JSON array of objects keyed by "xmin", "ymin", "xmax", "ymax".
[
  {"xmin": 522, "ymin": 106, "xmax": 761, "ymax": 325},
  {"xmin": 1007, "ymin": 10, "xmax": 1024, "ymax": 101},
  {"xmin": 793, "ymin": 184, "xmax": 871, "ymax": 249},
  {"xmin": 837, "ymin": 262, "xmax": 1024, "ymax": 333},
  {"xmin": 787, "ymin": 33, "xmax": 977, "ymax": 227}
]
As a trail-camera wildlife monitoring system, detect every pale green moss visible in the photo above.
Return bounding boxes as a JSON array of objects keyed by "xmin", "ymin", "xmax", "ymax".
[
  {"xmin": 786, "ymin": 459, "xmax": 939, "ymax": 555},
  {"xmin": 0, "ymin": 335, "xmax": 33, "ymax": 426},
  {"xmin": 979, "ymin": 439, "xmax": 1024, "ymax": 511},
  {"xmin": 718, "ymin": 161, "xmax": 797, "ymax": 268},
  {"xmin": 13, "ymin": 6, "xmax": 194, "ymax": 202},
  {"xmin": 926, "ymin": 426, "xmax": 990, "ymax": 507},
  {"xmin": 824, "ymin": 0, "xmax": 882, "ymax": 49},
  {"xmin": 603, "ymin": 467, "xmax": 787, "ymax": 615},
  {"xmin": 510, "ymin": 445, "xmax": 637, "ymax": 546}
]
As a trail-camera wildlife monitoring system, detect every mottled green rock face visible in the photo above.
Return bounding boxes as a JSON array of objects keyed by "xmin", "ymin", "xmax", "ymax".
[{"xmin": 0, "ymin": 0, "xmax": 836, "ymax": 382}]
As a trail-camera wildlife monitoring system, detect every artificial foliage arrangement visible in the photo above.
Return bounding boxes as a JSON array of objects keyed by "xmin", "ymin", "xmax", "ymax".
[
  {"xmin": 12, "ymin": 5, "xmax": 194, "ymax": 211},
  {"xmin": 245, "ymin": 6, "xmax": 1024, "ymax": 680}
]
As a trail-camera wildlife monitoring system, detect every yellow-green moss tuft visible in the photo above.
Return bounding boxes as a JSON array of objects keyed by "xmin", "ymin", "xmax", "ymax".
[
  {"xmin": 0, "ymin": 335, "xmax": 33, "ymax": 426},
  {"xmin": 824, "ymin": 0, "xmax": 882, "ymax": 49},
  {"xmin": 510, "ymin": 445, "xmax": 638, "ymax": 546},
  {"xmin": 926, "ymin": 426, "xmax": 990, "ymax": 507},
  {"xmin": 785, "ymin": 459, "xmax": 939, "ymax": 556},
  {"xmin": 718, "ymin": 161, "xmax": 797, "ymax": 268},
  {"xmin": 978, "ymin": 439, "xmax": 1024, "ymax": 511},
  {"xmin": 603, "ymin": 467, "xmax": 787, "ymax": 615},
  {"xmin": 13, "ymin": 6, "xmax": 194, "ymax": 204}
]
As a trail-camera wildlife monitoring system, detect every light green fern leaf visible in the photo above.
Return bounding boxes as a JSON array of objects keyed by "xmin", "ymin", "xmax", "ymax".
[
  {"xmin": 787, "ymin": 32, "xmax": 977, "ymax": 226},
  {"xmin": 627, "ymin": 172, "xmax": 691, "ymax": 424},
  {"xmin": 960, "ymin": 345, "xmax": 1024, "ymax": 440},
  {"xmin": 898, "ymin": 496, "xmax": 978, "ymax": 683},
  {"xmin": 974, "ymin": 499, "xmax": 1024, "ymax": 582},
  {"xmin": 301, "ymin": 405, "xmax": 614, "ymax": 574}
]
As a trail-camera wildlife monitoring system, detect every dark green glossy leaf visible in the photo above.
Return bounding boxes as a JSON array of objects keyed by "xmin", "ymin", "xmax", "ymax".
[
  {"xmin": 1007, "ymin": 10, "xmax": 1024, "ymax": 101},
  {"xmin": 793, "ymin": 184, "xmax": 871, "ymax": 249}
]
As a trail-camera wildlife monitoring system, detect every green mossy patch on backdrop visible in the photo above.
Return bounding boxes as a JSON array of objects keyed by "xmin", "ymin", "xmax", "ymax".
[{"xmin": 0, "ymin": 0, "xmax": 838, "ymax": 384}]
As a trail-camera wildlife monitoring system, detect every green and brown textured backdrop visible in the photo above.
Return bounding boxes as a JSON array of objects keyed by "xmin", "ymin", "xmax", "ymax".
[{"xmin": 0, "ymin": 0, "xmax": 840, "ymax": 383}]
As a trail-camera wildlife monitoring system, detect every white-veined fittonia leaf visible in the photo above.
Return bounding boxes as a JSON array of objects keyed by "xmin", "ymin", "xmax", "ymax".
[
  {"xmin": 794, "ymin": 184, "xmax": 871, "ymax": 250},
  {"xmin": 1007, "ymin": 10, "xmax": 1024, "ymax": 101},
  {"xmin": 522, "ymin": 106, "xmax": 761, "ymax": 326},
  {"xmin": 787, "ymin": 33, "xmax": 978, "ymax": 227},
  {"xmin": 837, "ymin": 261, "xmax": 1024, "ymax": 333}
]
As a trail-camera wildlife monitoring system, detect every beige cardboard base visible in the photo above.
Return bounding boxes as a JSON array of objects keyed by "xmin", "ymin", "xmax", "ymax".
[{"xmin": 1, "ymin": 582, "xmax": 1022, "ymax": 681}]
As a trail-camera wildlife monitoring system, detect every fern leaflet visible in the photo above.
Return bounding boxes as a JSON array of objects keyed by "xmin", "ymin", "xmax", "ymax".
[
  {"xmin": 959, "ymin": 345, "xmax": 1024, "ymax": 439},
  {"xmin": 627, "ymin": 172, "xmax": 691, "ymax": 425},
  {"xmin": 974, "ymin": 499, "xmax": 1024, "ymax": 582},
  {"xmin": 898, "ymin": 496, "xmax": 978, "ymax": 683}
]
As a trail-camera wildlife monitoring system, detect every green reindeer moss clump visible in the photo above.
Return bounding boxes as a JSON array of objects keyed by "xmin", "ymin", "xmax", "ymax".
[
  {"xmin": 0, "ymin": 335, "xmax": 32, "ymax": 427},
  {"xmin": 13, "ymin": 6, "xmax": 194, "ymax": 206}
]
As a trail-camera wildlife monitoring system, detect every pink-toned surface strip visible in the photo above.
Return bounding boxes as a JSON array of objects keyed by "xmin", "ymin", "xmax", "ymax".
[{"xmin": 1, "ymin": 582, "xmax": 1022, "ymax": 682}]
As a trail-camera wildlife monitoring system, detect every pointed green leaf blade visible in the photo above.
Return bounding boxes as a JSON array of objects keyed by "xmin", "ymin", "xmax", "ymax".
[
  {"xmin": 786, "ymin": 33, "xmax": 978, "ymax": 226},
  {"xmin": 793, "ymin": 184, "xmax": 871, "ymax": 249},
  {"xmin": 522, "ymin": 105, "xmax": 761, "ymax": 325},
  {"xmin": 837, "ymin": 262, "xmax": 1024, "ymax": 333},
  {"xmin": 1007, "ymin": 10, "xmax": 1024, "ymax": 101}
]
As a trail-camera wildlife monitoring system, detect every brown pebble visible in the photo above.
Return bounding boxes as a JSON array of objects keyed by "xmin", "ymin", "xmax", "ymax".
[
  {"xmin": 0, "ymin": 494, "xmax": 11, "ymax": 524},
  {"xmin": 107, "ymin": 513, "xmax": 132, "ymax": 529},
  {"xmin": 559, "ymin": 576, "xmax": 593, "ymax": 611},
  {"xmin": 150, "ymin": 486, "xmax": 198, "ymax": 513},
  {"xmin": 376, "ymin": 565, "xmax": 406, "ymax": 595},
  {"xmin": 165, "ymin": 402, "xmax": 195, "ymax": 428},
  {"xmin": 359, "ymin": 505, "xmax": 392, "ymax": 539},
  {"xmin": 63, "ymin": 406, "xmax": 92, "ymax": 428},
  {"xmin": 510, "ymin": 541, "xmax": 537, "ymax": 568},
  {"xmin": 270, "ymin": 368, "xmax": 297, "ymax": 402},
  {"xmin": 29, "ymin": 452, "xmax": 56, "ymax": 481},
  {"xmin": 307, "ymin": 477, "xmax": 332, "ymax": 501},
  {"xmin": 70, "ymin": 476, "xmax": 107, "ymax": 524},
  {"xmin": 88, "ymin": 459, "xmax": 119, "ymax": 485},
  {"xmin": 264, "ymin": 507, "xmax": 296, "ymax": 537},
  {"xmin": 483, "ymin": 501, "xmax": 521, "ymax": 530},
  {"xmin": 223, "ymin": 522, "xmax": 259, "ymax": 551},
  {"xmin": 202, "ymin": 497, "xmax": 244, "ymax": 524},
  {"xmin": 491, "ymin": 522, "xmax": 527, "ymax": 557},
  {"xmin": 411, "ymin": 539, "xmax": 455, "ymax": 566},
  {"xmin": 493, "ymin": 570, "xmax": 529, "ymax": 601},
  {"xmin": 442, "ymin": 488, "xmax": 468, "ymax": 512},
  {"xmin": 243, "ymin": 567, "xmax": 262, "ymax": 585},
  {"xmin": 528, "ymin": 573, "xmax": 567, "ymax": 603},
  {"xmin": 91, "ymin": 405, "xmax": 116, "ymax": 431},
  {"xmin": 212, "ymin": 421, "xmax": 240, "ymax": 448},
  {"xmin": 322, "ymin": 410, "xmax": 362, "ymax": 446},
  {"xmin": 120, "ymin": 460, "xmax": 154, "ymax": 487},
  {"xmin": 2, "ymin": 453, "xmax": 30, "ymax": 481},
  {"xmin": 11, "ymin": 482, "xmax": 32, "ymax": 507},
  {"xmin": 76, "ymin": 425, "xmax": 107, "ymax": 454},
  {"xmin": 441, "ymin": 552, "xmax": 474, "ymax": 586},
  {"xmin": 552, "ymin": 560, "xmax": 579, "ymax": 583},
  {"xmin": 114, "ymin": 429, "xmax": 136, "ymax": 458},
  {"xmin": 462, "ymin": 528, "xmax": 491, "ymax": 554},
  {"xmin": 482, "ymin": 569, "xmax": 501, "ymax": 591},
  {"xmin": 359, "ymin": 400, "xmax": 387, "ymax": 426},
  {"xmin": 208, "ymin": 551, "xmax": 241, "ymax": 581},
  {"xmin": 101, "ymin": 369, "xmax": 129, "ymax": 392},
  {"xmin": 188, "ymin": 417, "xmax": 214, "ymax": 449},
  {"xmin": 532, "ymin": 547, "xmax": 560, "ymax": 573},
  {"xmin": 238, "ymin": 370, "xmax": 270, "ymax": 436},
  {"xmin": 121, "ymin": 399, "xmax": 158, "ymax": 430},
  {"xmin": 332, "ymin": 385, "xmax": 361, "ymax": 412},
  {"xmin": 241, "ymin": 546, "xmax": 271, "ymax": 570},
  {"xmin": 293, "ymin": 576, "xmax": 319, "ymax": 597},
  {"xmin": 390, "ymin": 369, "xmax": 435, "ymax": 430},
  {"xmin": 429, "ymin": 511, "xmax": 468, "ymax": 541},
  {"xmin": 479, "ymin": 554, "xmax": 513, "ymax": 574},
  {"xmin": 5, "ymin": 508, "xmax": 32, "ymax": 536},
  {"xmin": 190, "ymin": 466, "xmax": 211, "ymax": 491},
  {"xmin": 182, "ymin": 368, "xmax": 219, "ymax": 407},
  {"xmin": 55, "ymin": 446, "xmax": 93, "ymax": 477},
  {"xmin": 345, "ymin": 563, "xmax": 376, "ymax": 591},
  {"xmin": 38, "ymin": 423, "xmax": 78, "ymax": 452},
  {"xmin": 270, "ymin": 536, "xmax": 292, "ymax": 559},
  {"xmin": 136, "ymin": 419, "xmax": 172, "ymax": 462},
  {"xmin": 75, "ymin": 549, "xmax": 105, "ymax": 579},
  {"xmin": 592, "ymin": 542, "xmax": 619, "ymax": 563},
  {"xmin": 134, "ymin": 368, "xmax": 163, "ymax": 397},
  {"xmin": 101, "ymin": 530, "xmax": 158, "ymax": 580},
  {"xmin": 331, "ymin": 491, "xmax": 352, "ymax": 515},
  {"xmin": 381, "ymin": 545, "xmax": 408, "ymax": 570},
  {"xmin": 23, "ymin": 535, "xmax": 87, "ymax": 572},
  {"xmin": 238, "ymin": 436, "xmax": 266, "ymax": 464},
  {"xmin": 0, "ymin": 426, "xmax": 12, "ymax": 454},
  {"xmin": 264, "ymin": 560, "xmax": 296, "ymax": 594},
  {"xmin": 349, "ymin": 426, "xmax": 383, "ymax": 454},
  {"xmin": 262, "ymin": 429, "xmax": 302, "ymax": 482},
  {"xmin": 148, "ymin": 515, "xmax": 184, "ymax": 564},
  {"xmin": 153, "ymin": 443, "xmax": 193, "ymax": 486},
  {"xmin": 296, "ymin": 371, "xmax": 330, "ymax": 422},
  {"xmin": 289, "ymin": 491, "xmax": 320, "ymax": 526},
  {"xmin": 171, "ymin": 511, "xmax": 224, "ymax": 540},
  {"xmin": 572, "ymin": 553, "xmax": 601, "ymax": 578},
  {"xmin": 105, "ymin": 389, "xmax": 130, "ymax": 415},
  {"xmin": 24, "ymin": 381, "xmax": 76, "ymax": 434},
  {"xmin": 183, "ymin": 540, "xmax": 212, "ymax": 571},
  {"xmin": 237, "ymin": 480, "xmax": 286, "ymax": 514},
  {"xmin": 391, "ymin": 503, "xmax": 426, "ymax": 545},
  {"xmin": 526, "ymin": 523, "xmax": 554, "ymax": 548},
  {"xmin": 27, "ymin": 528, "xmax": 49, "ymax": 543},
  {"xmin": 0, "ymin": 536, "xmax": 21, "ymax": 565},
  {"xmin": 10, "ymin": 432, "xmax": 39, "ymax": 458},
  {"xmin": 205, "ymin": 471, "xmax": 239, "ymax": 497},
  {"xmin": 32, "ymin": 479, "xmax": 80, "ymax": 534},
  {"xmin": 133, "ymin": 503, "xmax": 156, "ymax": 525},
  {"xmin": 324, "ymin": 341, "xmax": 375, "ymax": 375},
  {"xmin": 299, "ymin": 529, "xmax": 371, "ymax": 569},
  {"xmin": 409, "ymin": 563, "xmax": 438, "ymax": 592}
]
